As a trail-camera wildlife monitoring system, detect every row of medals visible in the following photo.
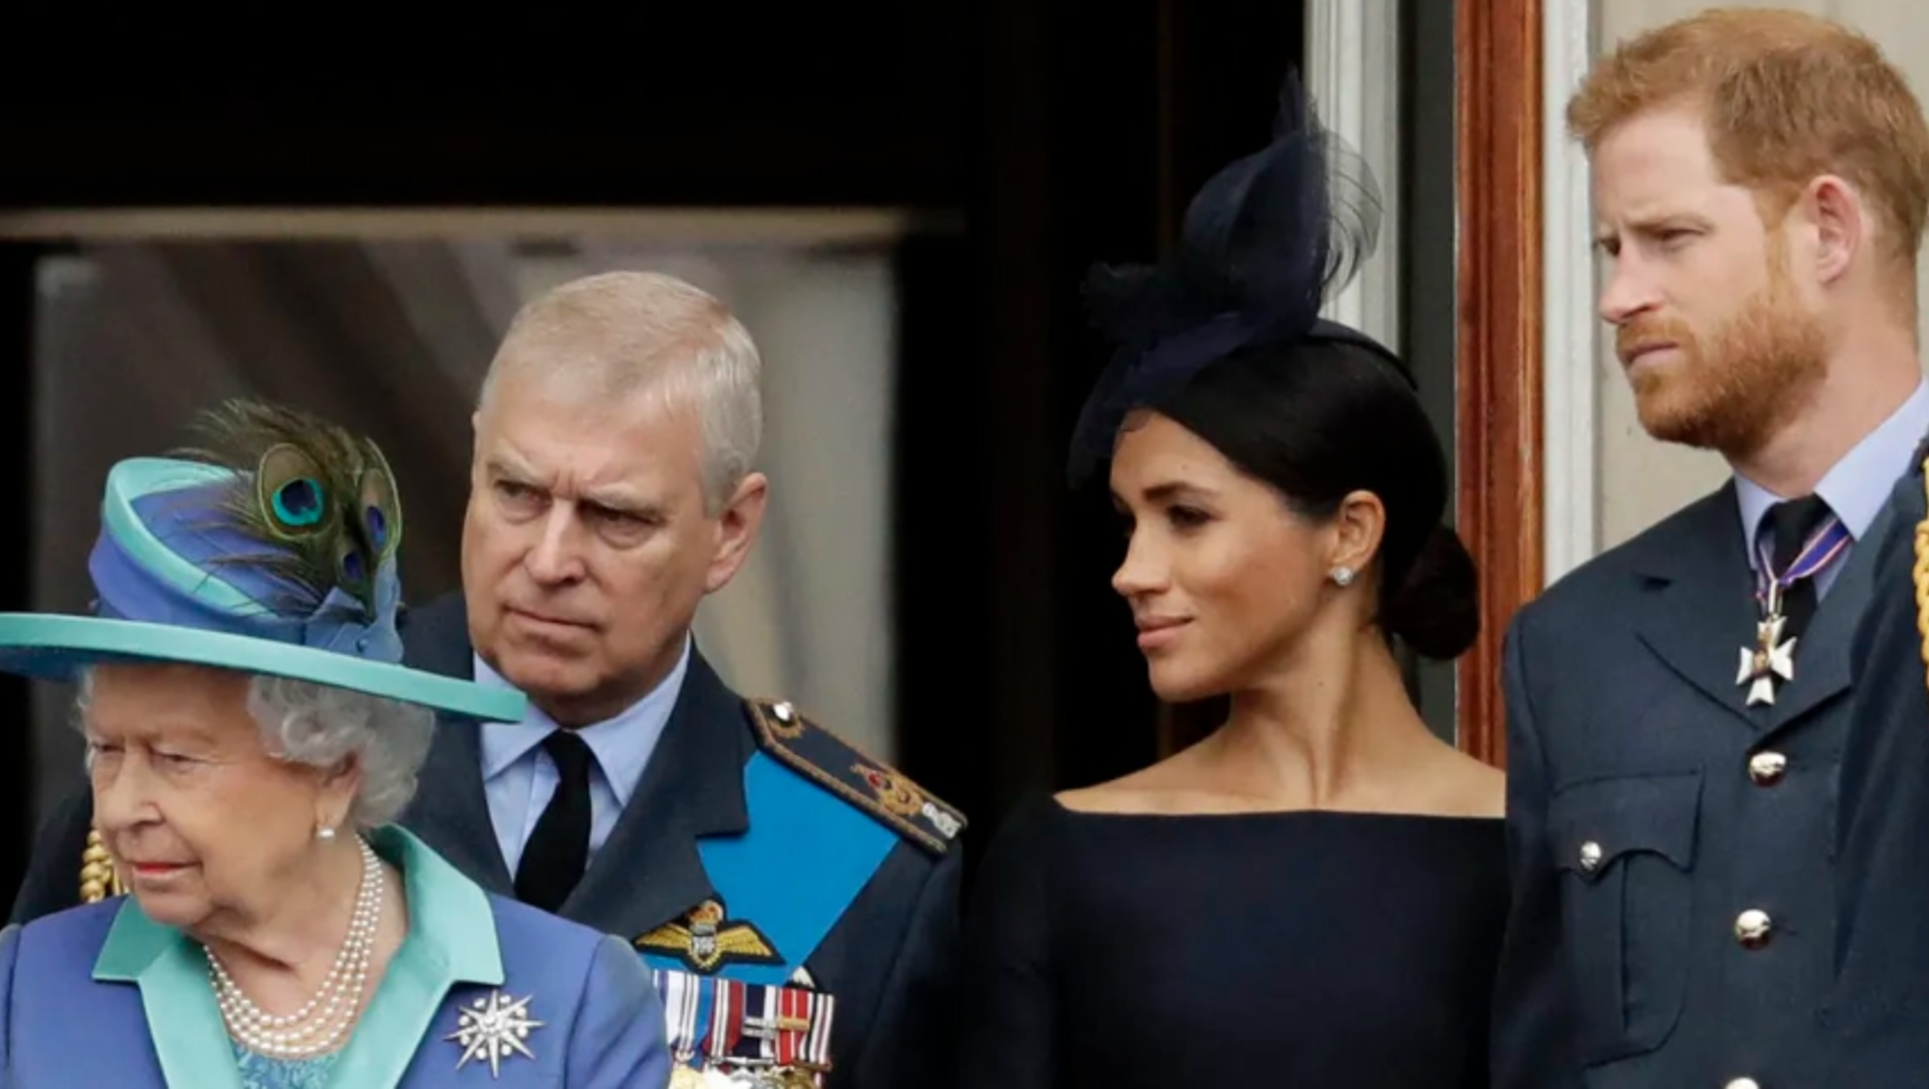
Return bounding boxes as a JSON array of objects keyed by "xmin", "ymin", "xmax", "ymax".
[{"xmin": 671, "ymin": 1061, "xmax": 819, "ymax": 1088}]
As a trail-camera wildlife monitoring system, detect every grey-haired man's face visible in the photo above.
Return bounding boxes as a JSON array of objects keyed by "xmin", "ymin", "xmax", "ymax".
[{"xmin": 459, "ymin": 370, "xmax": 764, "ymax": 725}]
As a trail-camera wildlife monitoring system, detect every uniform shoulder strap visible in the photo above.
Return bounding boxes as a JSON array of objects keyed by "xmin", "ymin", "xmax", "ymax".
[{"xmin": 743, "ymin": 697, "xmax": 966, "ymax": 856}]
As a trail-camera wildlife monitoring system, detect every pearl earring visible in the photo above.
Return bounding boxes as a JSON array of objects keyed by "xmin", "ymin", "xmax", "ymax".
[
  {"xmin": 1331, "ymin": 566, "xmax": 1355, "ymax": 587},
  {"xmin": 316, "ymin": 825, "xmax": 336, "ymax": 841}
]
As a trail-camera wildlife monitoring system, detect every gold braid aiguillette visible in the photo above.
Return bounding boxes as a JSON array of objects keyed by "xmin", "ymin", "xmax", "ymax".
[{"xmin": 80, "ymin": 828, "xmax": 125, "ymax": 902}]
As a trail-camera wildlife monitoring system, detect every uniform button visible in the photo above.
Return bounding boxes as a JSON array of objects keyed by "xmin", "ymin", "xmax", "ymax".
[
  {"xmin": 1735, "ymin": 909, "xmax": 1772, "ymax": 948},
  {"xmin": 1748, "ymin": 751, "xmax": 1787, "ymax": 785},
  {"xmin": 1724, "ymin": 1079, "xmax": 1760, "ymax": 1089},
  {"xmin": 1579, "ymin": 841, "xmax": 1602, "ymax": 871}
]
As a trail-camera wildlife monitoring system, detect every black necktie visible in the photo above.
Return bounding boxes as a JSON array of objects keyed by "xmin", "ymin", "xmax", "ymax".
[
  {"xmin": 514, "ymin": 729, "xmax": 594, "ymax": 913},
  {"xmin": 1761, "ymin": 494, "xmax": 1834, "ymax": 644}
]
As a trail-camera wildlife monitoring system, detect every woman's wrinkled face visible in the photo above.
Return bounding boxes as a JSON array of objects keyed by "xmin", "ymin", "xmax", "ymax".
[
  {"xmin": 84, "ymin": 662, "xmax": 334, "ymax": 933},
  {"xmin": 1109, "ymin": 411, "xmax": 1336, "ymax": 702}
]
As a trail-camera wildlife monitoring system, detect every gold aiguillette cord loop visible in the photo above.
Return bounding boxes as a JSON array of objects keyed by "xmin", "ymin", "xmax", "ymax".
[{"xmin": 1914, "ymin": 465, "xmax": 1929, "ymax": 692}]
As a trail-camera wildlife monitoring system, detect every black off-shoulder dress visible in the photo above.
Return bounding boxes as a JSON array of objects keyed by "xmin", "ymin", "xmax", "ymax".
[{"xmin": 957, "ymin": 794, "xmax": 1508, "ymax": 1088}]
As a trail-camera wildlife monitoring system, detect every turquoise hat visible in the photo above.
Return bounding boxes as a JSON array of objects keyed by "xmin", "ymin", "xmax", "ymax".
[{"xmin": 0, "ymin": 401, "xmax": 524, "ymax": 722}]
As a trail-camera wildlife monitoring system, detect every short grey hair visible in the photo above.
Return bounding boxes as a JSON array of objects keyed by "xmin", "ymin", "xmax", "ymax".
[
  {"xmin": 75, "ymin": 668, "xmax": 435, "ymax": 829},
  {"xmin": 477, "ymin": 270, "xmax": 764, "ymax": 513}
]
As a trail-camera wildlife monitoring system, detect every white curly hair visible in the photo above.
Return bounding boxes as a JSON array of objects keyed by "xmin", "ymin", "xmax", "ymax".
[{"xmin": 74, "ymin": 667, "xmax": 436, "ymax": 829}]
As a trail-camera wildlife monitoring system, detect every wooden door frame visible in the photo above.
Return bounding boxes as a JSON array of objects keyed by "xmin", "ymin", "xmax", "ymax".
[{"xmin": 1456, "ymin": 0, "xmax": 1550, "ymax": 768}]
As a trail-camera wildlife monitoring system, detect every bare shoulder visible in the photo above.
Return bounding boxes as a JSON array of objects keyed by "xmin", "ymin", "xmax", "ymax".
[
  {"xmin": 1055, "ymin": 751, "xmax": 1227, "ymax": 815},
  {"xmin": 1431, "ymin": 748, "xmax": 1506, "ymax": 818},
  {"xmin": 1054, "ymin": 771, "xmax": 1167, "ymax": 815}
]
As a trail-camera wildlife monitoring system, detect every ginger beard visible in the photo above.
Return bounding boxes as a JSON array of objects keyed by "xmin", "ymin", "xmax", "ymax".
[{"xmin": 1618, "ymin": 234, "xmax": 1828, "ymax": 459}]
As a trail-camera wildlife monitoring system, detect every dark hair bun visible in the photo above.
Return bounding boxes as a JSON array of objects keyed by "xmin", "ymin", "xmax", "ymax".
[{"xmin": 1379, "ymin": 524, "xmax": 1479, "ymax": 660}]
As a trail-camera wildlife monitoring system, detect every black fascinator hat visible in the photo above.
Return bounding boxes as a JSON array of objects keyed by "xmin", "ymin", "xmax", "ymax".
[{"xmin": 1066, "ymin": 71, "xmax": 1402, "ymax": 486}]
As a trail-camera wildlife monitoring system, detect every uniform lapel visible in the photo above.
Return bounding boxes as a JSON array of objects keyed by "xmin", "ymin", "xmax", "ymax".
[
  {"xmin": 1632, "ymin": 484, "xmax": 1765, "ymax": 729},
  {"xmin": 405, "ymin": 719, "xmax": 513, "ymax": 895},
  {"xmin": 560, "ymin": 648, "xmax": 751, "ymax": 944},
  {"xmin": 393, "ymin": 594, "xmax": 514, "ymax": 895},
  {"xmin": 1764, "ymin": 492, "xmax": 1897, "ymax": 733}
]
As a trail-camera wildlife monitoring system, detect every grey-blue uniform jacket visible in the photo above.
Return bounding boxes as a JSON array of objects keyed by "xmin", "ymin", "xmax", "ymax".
[
  {"xmin": 1490, "ymin": 480, "xmax": 1898, "ymax": 1089},
  {"xmin": 1813, "ymin": 443, "xmax": 1929, "ymax": 1081}
]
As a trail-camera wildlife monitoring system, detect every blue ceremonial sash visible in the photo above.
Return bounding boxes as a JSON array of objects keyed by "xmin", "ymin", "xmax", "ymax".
[{"xmin": 639, "ymin": 750, "xmax": 897, "ymax": 985}]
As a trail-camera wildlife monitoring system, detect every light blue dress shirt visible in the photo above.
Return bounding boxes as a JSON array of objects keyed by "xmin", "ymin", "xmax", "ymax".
[
  {"xmin": 472, "ymin": 635, "xmax": 692, "ymax": 876},
  {"xmin": 1735, "ymin": 378, "xmax": 1929, "ymax": 599}
]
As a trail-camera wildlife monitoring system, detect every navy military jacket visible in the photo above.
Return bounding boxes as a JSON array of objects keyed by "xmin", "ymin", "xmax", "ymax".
[
  {"xmin": 1491, "ymin": 482, "xmax": 1893, "ymax": 1089},
  {"xmin": 1815, "ymin": 449, "xmax": 1929, "ymax": 1080}
]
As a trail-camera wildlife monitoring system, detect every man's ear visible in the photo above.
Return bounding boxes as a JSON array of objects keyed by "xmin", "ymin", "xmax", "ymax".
[
  {"xmin": 706, "ymin": 472, "xmax": 769, "ymax": 594},
  {"xmin": 1803, "ymin": 174, "xmax": 1865, "ymax": 286}
]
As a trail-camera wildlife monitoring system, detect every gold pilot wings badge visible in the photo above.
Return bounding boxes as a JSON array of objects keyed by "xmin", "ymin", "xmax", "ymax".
[{"xmin": 636, "ymin": 898, "xmax": 786, "ymax": 975}]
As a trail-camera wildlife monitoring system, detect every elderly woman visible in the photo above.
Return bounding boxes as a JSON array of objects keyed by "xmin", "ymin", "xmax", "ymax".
[{"xmin": 0, "ymin": 401, "xmax": 671, "ymax": 1088}]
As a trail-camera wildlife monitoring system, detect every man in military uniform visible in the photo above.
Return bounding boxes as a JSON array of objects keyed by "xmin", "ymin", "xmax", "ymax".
[
  {"xmin": 1817, "ymin": 441, "xmax": 1929, "ymax": 1081},
  {"xmin": 13, "ymin": 270, "xmax": 965, "ymax": 1088},
  {"xmin": 1491, "ymin": 10, "xmax": 1929, "ymax": 1089}
]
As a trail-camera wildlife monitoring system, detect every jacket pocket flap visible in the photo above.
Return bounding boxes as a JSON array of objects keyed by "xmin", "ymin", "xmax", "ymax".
[{"xmin": 1549, "ymin": 770, "xmax": 1702, "ymax": 882}]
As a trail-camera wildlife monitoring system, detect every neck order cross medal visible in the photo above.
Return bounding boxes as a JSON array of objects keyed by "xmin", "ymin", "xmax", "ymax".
[{"xmin": 1737, "ymin": 514, "xmax": 1849, "ymax": 706}]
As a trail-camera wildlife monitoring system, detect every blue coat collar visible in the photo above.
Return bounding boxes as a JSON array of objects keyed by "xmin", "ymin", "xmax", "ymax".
[{"xmin": 90, "ymin": 825, "xmax": 503, "ymax": 1087}]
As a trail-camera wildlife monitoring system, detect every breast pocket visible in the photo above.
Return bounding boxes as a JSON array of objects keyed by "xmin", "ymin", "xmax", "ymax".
[{"xmin": 1548, "ymin": 769, "xmax": 1702, "ymax": 1066}]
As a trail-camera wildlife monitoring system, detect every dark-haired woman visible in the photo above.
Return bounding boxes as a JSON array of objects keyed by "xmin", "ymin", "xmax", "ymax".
[{"xmin": 956, "ymin": 79, "xmax": 1507, "ymax": 1088}]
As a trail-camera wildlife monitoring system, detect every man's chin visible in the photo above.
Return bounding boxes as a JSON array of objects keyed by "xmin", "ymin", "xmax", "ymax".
[
  {"xmin": 1639, "ymin": 415, "xmax": 1718, "ymax": 448},
  {"xmin": 497, "ymin": 654, "xmax": 589, "ymax": 693},
  {"xmin": 1633, "ymin": 388, "xmax": 1725, "ymax": 449}
]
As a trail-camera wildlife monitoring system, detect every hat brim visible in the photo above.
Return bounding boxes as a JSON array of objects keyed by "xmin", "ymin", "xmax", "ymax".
[{"xmin": 0, "ymin": 614, "xmax": 525, "ymax": 723}]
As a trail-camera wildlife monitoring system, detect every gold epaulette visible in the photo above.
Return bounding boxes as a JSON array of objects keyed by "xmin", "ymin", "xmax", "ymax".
[
  {"xmin": 80, "ymin": 828, "xmax": 126, "ymax": 903},
  {"xmin": 744, "ymin": 697, "xmax": 966, "ymax": 856}
]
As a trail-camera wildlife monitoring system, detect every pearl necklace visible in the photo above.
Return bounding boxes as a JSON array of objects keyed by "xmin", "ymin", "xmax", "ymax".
[{"xmin": 207, "ymin": 834, "xmax": 386, "ymax": 1058}]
